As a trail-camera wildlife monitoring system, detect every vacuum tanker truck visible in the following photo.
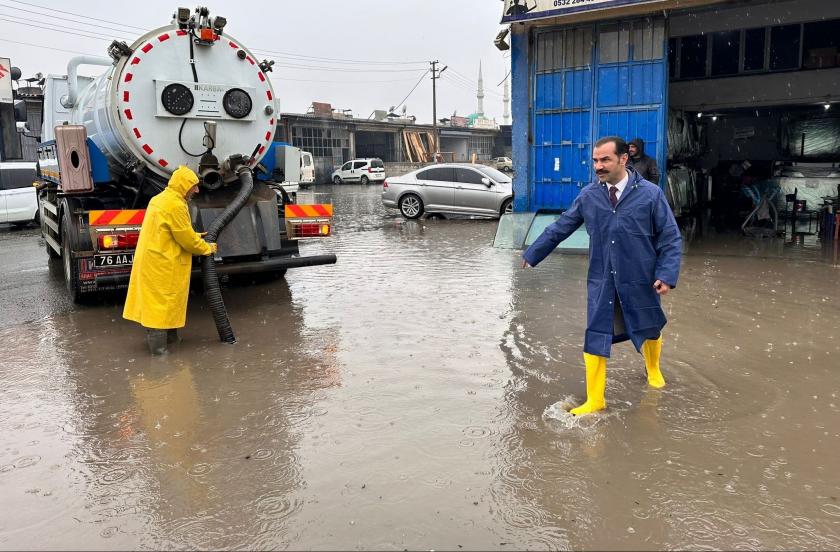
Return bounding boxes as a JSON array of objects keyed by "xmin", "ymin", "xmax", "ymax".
[{"xmin": 31, "ymin": 6, "xmax": 336, "ymax": 303}]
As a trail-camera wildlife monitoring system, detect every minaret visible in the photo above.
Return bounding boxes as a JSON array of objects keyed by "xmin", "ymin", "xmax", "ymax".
[
  {"xmin": 503, "ymin": 77, "xmax": 511, "ymax": 125},
  {"xmin": 477, "ymin": 61, "xmax": 485, "ymax": 117}
]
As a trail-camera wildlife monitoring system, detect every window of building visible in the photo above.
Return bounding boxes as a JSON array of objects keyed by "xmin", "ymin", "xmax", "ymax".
[
  {"xmin": 467, "ymin": 136, "xmax": 494, "ymax": 161},
  {"xmin": 632, "ymin": 18, "xmax": 665, "ymax": 61},
  {"xmin": 565, "ymin": 27, "xmax": 592, "ymax": 68},
  {"xmin": 680, "ymin": 35, "xmax": 708, "ymax": 79},
  {"xmin": 770, "ymin": 24, "xmax": 801, "ymax": 71},
  {"xmin": 802, "ymin": 19, "xmax": 840, "ymax": 69},
  {"xmin": 743, "ymin": 27, "xmax": 767, "ymax": 71},
  {"xmin": 599, "ymin": 22, "xmax": 630, "ymax": 64},
  {"xmin": 538, "ymin": 28, "xmax": 591, "ymax": 71},
  {"xmin": 711, "ymin": 30, "xmax": 740, "ymax": 76}
]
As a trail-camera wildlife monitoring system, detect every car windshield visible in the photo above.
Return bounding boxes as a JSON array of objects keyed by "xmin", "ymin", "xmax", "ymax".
[
  {"xmin": 475, "ymin": 166, "xmax": 512, "ymax": 183},
  {"xmin": 371, "ymin": 159, "xmax": 384, "ymax": 168}
]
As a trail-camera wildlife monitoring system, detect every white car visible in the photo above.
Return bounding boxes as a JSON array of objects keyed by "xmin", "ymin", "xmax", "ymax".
[
  {"xmin": 331, "ymin": 158, "xmax": 386, "ymax": 185},
  {"xmin": 0, "ymin": 162, "xmax": 38, "ymax": 226}
]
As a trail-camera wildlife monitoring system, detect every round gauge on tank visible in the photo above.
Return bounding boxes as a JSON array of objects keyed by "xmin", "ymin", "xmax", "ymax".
[
  {"xmin": 161, "ymin": 83, "xmax": 194, "ymax": 116},
  {"xmin": 223, "ymin": 88, "xmax": 252, "ymax": 119}
]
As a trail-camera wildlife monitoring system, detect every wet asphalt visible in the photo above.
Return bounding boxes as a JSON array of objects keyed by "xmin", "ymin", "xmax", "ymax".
[{"xmin": 1, "ymin": 184, "xmax": 839, "ymax": 550}]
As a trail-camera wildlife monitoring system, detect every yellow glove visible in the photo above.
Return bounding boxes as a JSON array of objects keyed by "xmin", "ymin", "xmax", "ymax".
[{"xmin": 208, "ymin": 242, "xmax": 218, "ymax": 255}]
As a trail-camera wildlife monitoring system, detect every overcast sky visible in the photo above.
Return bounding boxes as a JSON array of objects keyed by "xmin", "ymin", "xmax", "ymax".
[{"xmin": 0, "ymin": 0, "xmax": 511, "ymax": 124}]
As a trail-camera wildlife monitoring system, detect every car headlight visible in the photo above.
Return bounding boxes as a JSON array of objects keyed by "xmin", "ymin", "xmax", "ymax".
[
  {"xmin": 223, "ymin": 88, "xmax": 252, "ymax": 119},
  {"xmin": 161, "ymin": 83, "xmax": 194, "ymax": 116}
]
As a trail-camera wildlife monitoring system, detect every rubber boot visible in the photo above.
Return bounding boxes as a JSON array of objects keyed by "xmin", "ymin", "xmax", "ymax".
[
  {"xmin": 145, "ymin": 329, "xmax": 168, "ymax": 355},
  {"xmin": 167, "ymin": 329, "xmax": 181, "ymax": 345},
  {"xmin": 570, "ymin": 353, "xmax": 607, "ymax": 416},
  {"xmin": 642, "ymin": 336, "xmax": 665, "ymax": 388}
]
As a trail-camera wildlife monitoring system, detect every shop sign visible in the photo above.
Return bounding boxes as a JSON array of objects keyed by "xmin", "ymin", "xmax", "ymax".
[{"xmin": 501, "ymin": 0, "xmax": 657, "ymax": 23}]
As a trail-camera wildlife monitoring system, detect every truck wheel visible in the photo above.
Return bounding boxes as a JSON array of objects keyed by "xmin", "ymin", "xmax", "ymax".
[
  {"xmin": 61, "ymin": 213, "xmax": 84, "ymax": 303},
  {"xmin": 399, "ymin": 194, "xmax": 423, "ymax": 219},
  {"xmin": 360, "ymin": 175, "xmax": 369, "ymax": 185},
  {"xmin": 333, "ymin": 176, "xmax": 342, "ymax": 185}
]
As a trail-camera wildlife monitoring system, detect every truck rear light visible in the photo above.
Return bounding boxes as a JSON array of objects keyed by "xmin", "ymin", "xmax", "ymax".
[
  {"xmin": 98, "ymin": 232, "xmax": 140, "ymax": 250},
  {"xmin": 291, "ymin": 222, "xmax": 331, "ymax": 238}
]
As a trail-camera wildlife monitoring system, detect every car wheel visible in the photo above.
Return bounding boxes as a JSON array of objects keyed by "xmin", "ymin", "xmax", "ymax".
[
  {"xmin": 399, "ymin": 194, "xmax": 424, "ymax": 219},
  {"xmin": 360, "ymin": 175, "xmax": 369, "ymax": 185},
  {"xmin": 61, "ymin": 213, "xmax": 84, "ymax": 303},
  {"xmin": 500, "ymin": 198, "xmax": 513, "ymax": 216},
  {"xmin": 333, "ymin": 176, "xmax": 342, "ymax": 185}
]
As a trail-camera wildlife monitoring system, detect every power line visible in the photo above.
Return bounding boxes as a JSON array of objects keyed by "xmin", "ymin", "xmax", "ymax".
[
  {"xmin": 3, "ymin": 2, "xmax": 430, "ymax": 71},
  {"xmin": 276, "ymin": 76, "xmax": 424, "ymax": 84},
  {"xmin": 0, "ymin": 2, "xmax": 134, "ymax": 35},
  {"xmin": 391, "ymin": 68, "xmax": 430, "ymax": 111},
  {"xmin": 0, "ymin": 16, "xmax": 124, "ymax": 41},
  {"xmin": 0, "ymin": 36, "xmax": 99, "ymax": 56},
  {"xmin": 250, "ymin": 47, "xmax": 427, "ymax": 67},
  {"xmin": 5, "ymin": 0, "xmax": 148, "ymax": 31}
]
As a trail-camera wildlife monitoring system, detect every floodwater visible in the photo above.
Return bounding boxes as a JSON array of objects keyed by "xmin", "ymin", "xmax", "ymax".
[{"xmin": 1, "ymin": 184, "xmax": 839, "ymax": 550}]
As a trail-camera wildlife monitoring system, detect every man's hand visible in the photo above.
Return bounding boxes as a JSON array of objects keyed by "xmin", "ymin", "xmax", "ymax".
[
  {"xmin": 653, "ymin": 280, "xmax": 671, "ymax": 295},
  {"xmin": 522, "ymin": 260, "xmax": 531, "ymax": 268},
  {"xmin": 199, "ymin": 232, "xmax": 208, "ymax": 237}
]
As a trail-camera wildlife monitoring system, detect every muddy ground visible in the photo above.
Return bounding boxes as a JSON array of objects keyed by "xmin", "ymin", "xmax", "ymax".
[{"xmin": 1, "ymin": 184, "xmax": 839, "ymax": 550}]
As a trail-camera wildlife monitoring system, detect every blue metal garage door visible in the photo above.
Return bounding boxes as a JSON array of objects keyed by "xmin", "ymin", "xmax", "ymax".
[{"xmin": 530, "ymin": 17, "xmax": 667, "ymax": 211}]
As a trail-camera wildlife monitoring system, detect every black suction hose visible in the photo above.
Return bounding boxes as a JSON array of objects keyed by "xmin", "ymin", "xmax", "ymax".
[{"xmin": 202, "ymin": 168, "xmax": 254, "ymax": 343}]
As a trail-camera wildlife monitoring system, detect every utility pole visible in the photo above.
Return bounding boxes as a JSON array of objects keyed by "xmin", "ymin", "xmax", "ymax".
[{"xmin": 430, "ymin": 60, "xmax": 447, "ymax": 160}]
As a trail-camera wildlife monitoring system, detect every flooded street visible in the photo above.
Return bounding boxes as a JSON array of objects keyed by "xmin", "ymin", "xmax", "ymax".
[{"xmin": 1, "ymin": 184, "xmax": 840, "ymax": 550}]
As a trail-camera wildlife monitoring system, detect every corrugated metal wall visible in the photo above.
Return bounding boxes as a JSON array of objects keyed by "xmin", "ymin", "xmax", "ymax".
[{"xmin": 529, "ymin": 17, "xmax": 668, "ymax": 211}]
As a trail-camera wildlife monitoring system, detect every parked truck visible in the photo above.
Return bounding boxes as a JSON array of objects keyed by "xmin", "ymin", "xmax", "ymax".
[{"xmin": 28, "ymin": 6, "xmax": 335, "ymax": 303}]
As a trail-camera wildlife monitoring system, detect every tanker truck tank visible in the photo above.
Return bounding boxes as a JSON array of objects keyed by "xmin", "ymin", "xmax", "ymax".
[{"xmin": 62, "ymin": 7, "xmax": 277, "ymax": 187}]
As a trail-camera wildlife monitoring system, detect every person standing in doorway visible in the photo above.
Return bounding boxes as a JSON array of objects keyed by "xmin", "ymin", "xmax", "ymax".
[
  {"xmin": 628, "ymin": 137, "xmax": 660, "ymax": 184},
  {"xmin": 522, "ymin": 136, "xmax": 681, "ymax": 416},
  {"xmin": 123, "ymin": 166, "xmax": 217, "ymax": 355}
]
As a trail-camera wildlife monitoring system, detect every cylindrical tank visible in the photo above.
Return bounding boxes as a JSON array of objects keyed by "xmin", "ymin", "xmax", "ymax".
[{"xmin": 70, "ymin": 21, "xmax": 277, "ymax": 182}]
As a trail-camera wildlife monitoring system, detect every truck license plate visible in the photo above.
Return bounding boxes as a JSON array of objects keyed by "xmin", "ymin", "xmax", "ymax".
[{"xmin": 94, "ymin": 253, "xmax": 134, "ymax": 268}]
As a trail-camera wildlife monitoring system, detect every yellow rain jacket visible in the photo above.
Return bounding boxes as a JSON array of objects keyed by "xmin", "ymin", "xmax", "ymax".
[{"xmin": 123, "ymin": 166, "xmax": 214, "ymax": 329}]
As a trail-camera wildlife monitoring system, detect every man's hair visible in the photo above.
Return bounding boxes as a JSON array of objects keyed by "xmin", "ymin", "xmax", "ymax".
[{"xmin": 594, "ymin": 136, "xmax": 629, "ymax": 157}]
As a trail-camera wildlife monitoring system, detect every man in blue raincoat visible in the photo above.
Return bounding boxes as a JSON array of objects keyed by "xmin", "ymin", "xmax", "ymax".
[{"xmin": 522, "ymin": 136, "xmax": 682, "ymax": 416}]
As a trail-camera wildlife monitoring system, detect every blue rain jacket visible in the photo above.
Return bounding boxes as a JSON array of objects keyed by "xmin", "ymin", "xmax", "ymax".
[{"xmin": 523, "ymin": 169, "xmax": 682, "ymax": 357}]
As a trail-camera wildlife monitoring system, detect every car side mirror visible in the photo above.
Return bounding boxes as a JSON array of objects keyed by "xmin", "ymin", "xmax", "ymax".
[{"xmin": 482, "ymin": 177, "xmax": 492, "ymax": 186}]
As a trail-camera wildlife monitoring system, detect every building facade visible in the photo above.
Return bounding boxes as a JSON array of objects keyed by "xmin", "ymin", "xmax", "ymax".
[{"xmin": 505, "ymin": 0, "xmax": 840, "ymax": 213}]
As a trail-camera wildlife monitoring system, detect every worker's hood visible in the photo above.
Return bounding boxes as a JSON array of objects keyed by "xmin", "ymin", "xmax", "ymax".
[
  {"xmin": 629, "ymin": 138, "xmax": 646, "ymax": 157},
  {"xmin": 167, "ymin": 166, "xmax": 200, "ymax": 198}
]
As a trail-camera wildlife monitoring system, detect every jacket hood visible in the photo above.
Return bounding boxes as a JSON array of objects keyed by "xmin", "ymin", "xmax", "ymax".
[
  {"xmin": 629, "ymin": 138, "xmax": 646, "ymax": 156},
  {"xmin": 167, "ymin": 166, "xmax": 199, "ymax": 197}
]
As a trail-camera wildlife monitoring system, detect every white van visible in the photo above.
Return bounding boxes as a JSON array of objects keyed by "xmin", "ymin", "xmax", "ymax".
[
  {"xmin": 331, "ymin": 158, "xmax": 386, "ymax": 185},
  {"xmin": 0, "ymin": 162, "xmax": 38, "ymax": 225},
  {"xmin": 300, "ymin": 151, "xmax": 315, "ymax": 187}
]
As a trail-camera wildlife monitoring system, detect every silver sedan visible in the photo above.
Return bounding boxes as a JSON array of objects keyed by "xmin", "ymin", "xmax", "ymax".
[{"xmin": 381, "ymin": 163, "xmax": 514, "ymax": 219}]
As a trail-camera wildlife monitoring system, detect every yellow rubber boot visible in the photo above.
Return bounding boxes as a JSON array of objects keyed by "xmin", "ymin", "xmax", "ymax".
[
  {"xmin": 643, "ymin": 336, "xmax": 665, "ymax": 388},
  {"xmin": 570, "ymin": 353, "xmax": 607, "ymax": 416}
]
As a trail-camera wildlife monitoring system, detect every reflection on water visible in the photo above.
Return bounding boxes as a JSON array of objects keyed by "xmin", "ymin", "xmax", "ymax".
[{"xmin": 0, "ymin": 184, "xmax": 839, "ymax": 549}]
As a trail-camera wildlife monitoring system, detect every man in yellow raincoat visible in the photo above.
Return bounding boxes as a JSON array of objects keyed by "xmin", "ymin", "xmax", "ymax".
[{"xmin": 123, "ymin": 166, "xmax": 217, "ymax": 354}]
